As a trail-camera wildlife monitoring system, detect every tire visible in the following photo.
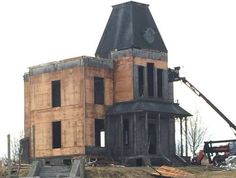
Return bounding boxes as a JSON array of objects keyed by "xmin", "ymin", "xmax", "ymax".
[{"xmin": 213, "ymin": 155, "xmax": 226, "ymax": 166}]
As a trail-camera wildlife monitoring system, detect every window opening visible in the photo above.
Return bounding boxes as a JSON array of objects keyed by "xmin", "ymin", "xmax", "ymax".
[
  {"xmin": 52, "ymin": 121, "xmax": 61, "ymax": 148},
  {"xmin": 123, "ymin": 119, "xmax": 129, "ymax": 146},
  {"xmin": 138, "ymin": 66, "xmax": 145, "ymax": 96},
  {"xmin": 157, "ymin": 69, "xmax": 163, "ymax": 97},
  {"xmin": 52, "ymin": 80, "xmax": 61, "ymax": 107},
  {"xmin": 94, "ymin": 77, "xmax": 104, "ymax": 104},
  {"xmin": 95, "ymin": 119, "xmax": 105, "ymax": 147},
  {"xmin": 148, "ymin": 123, "xmax": 157, "ymax": 154},
  {"xmin": 147, "ymin": 63, "xmax": 154, "ymax": 97}
]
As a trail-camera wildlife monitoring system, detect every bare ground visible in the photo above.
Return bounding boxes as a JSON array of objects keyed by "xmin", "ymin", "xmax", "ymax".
[
  {"xmin": 1, "ymin": 165, "xmax": 236, "ymax": 177},
  {"xmin": 86, "ymin": 166, "xmax": 236, "ymax": 178}
]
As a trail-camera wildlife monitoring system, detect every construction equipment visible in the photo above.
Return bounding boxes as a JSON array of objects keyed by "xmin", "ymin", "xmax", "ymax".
[
  {"xmin": 168, "ymin": 67, "xmax": 236, "ymax": 134},
  {"xmin": 192, "ymin": 139, "xmax": 236, "ymax": 165},
  {"xmin": 168, "ymin": 67, "xmax": 236, "ymax": 165}
]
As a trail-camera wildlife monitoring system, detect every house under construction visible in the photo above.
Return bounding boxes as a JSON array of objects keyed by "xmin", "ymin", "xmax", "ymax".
[{"xmin": 22, "ymin": 1, "xmax": 191, "ymax": 166}]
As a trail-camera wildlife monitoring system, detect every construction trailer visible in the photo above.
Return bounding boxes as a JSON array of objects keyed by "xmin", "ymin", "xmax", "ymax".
[{"xmin": 22, "ymin": 1, "xmax": 191, "ymax": 166}]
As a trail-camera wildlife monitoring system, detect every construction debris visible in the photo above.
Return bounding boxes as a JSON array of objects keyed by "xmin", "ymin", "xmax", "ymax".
[
  {"xmin": 221, "ymin": 155, "xmax": 236, "ymax": 170},
  {"xmin": 151, "ymin": 166, "xmax": 195, "ymax": 178}
]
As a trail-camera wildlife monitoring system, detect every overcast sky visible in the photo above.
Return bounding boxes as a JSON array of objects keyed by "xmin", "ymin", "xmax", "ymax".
[{"xmin": 0, "ymin": 0, "xmax": 236, "ymax": 157}]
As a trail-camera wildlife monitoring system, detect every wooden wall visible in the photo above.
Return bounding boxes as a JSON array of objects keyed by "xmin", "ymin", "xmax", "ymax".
[
  {"xmin": 24, "ymin": 53, "xmax": 169, "ymax": 159},
  {"xmin": 24, "ymin": 81, "xmax": 31, "ymax": 138},
  {"xmin": 25, "ymin": 65, "xmax": 113, "ymax": 158},
  {"xmin": 113, "ymin": 56, "xmax": 168, "ymax": 103},
  {"xmin": 84, "ymin": 67, "xmax": 113, "ymax": 146},
  {"xmin": 134, "ymin": 57, "xmax": 168, "ymax": 69},
  {"xmin": 26, "ymin": 67, "xmax": 86, "ymax": 157},
  {"xmin": 114, "ymin": 57, "xmax": 134, "ymax": 102}
]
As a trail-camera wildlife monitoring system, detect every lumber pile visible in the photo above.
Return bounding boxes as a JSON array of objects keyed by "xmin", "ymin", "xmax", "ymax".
[{"xmin": 151, "ymin": 166, "xmax": 195, "ymax": 178}]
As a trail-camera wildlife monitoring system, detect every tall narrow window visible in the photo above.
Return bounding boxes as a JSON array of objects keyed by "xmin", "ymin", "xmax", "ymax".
[
  {"xmin": 52, "ymin": 121, "xmax": 61, "ymax": 148},
  {"xmin": 147, "ymin": 63, "xmax": 154, "ymax": 97},
  {"xmin": 123, "ymin": 119, "xmax": 129, "ymax": 146},
  {"xmin": 138, "ymin": 66, "xmax": 144, "ymax": 97},
  {"xmin": 94, "ymin": 77, "xmax": 104, "ymax": 104},
  {"xmin": 157, "ymin": 69, "xmax": 163, "ymax": 97},
  {"xmin": 52, "ymin": 80, "xmax": 61, "ymax": 107},
  {"xmin": 95, "ymin": 119, "xmax": 105, "ymax": 147}
]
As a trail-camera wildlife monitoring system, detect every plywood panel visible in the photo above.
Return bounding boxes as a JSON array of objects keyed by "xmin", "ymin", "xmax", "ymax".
[
  {"xmin": 114, "ymin": 58, "xmax": 134, "ymax": 102},
  {"xmin": 26, "ymin": 63, "xmax": 112, "ymax": 158},
  {"xmin": 31, "ymin": 105, "xmax": 85, "ymax": 158},
  {"xmin": 84, "ymin": 118, "xmax": 95, "ymax": 146},
  {"xmin": 134, "ymin": 57, "xmax": 168, "ymax": 69},
  {"xmin": 24, "ymin": 81, "xmax": 31, "ymax": 138},
  {"xmin": 105, "ymin": 78, "xmax": 113, "ymax": 105},
  {"xmin": 85, "ymin": 67, "xmax": 113, "ymax": 105},
  {"xmin": 30, "ymin": 67, "xmax": 85, "ymax": 111}
]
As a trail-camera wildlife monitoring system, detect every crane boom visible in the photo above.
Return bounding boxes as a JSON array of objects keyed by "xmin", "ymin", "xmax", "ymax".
[{"xmin": 168, "ymin": 67, "xmax": 236, "ymax": 133}]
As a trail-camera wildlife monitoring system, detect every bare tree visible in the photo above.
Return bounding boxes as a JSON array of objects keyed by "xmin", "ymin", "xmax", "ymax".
[
  {"xmin": 11, "ymin": 132, "xmax": 23, "ymax": 162},
  {"xmin": 187, "ymin": 110, "xmax": 207, "ymax": 155},
  {"xmin": 176, "ymin": 140, "xmax": 181, "ymax": 156}
]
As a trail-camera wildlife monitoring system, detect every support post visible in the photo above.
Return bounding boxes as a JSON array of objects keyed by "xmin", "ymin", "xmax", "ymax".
[
  {"xmin": 120, "ymin": 114, "xmax": 124, "ymax": 157},
  {"xmin": 158, "ymin": 113, "xmax": 161, "ymax": 153},
  {"xmin": 180, "ymin": 117, "xmax": 183, "ymax": 157},
  {"xmin": 145, "ymin": 112, "xmax": 148, "ymax": 154},
  {"xmin": 7, "ymin": 134, "xmax": 11, "ymax": 178},
  {"xmin": 32, "ymin": 125, "xmax": 36, "ymax": 160},
  {"xmin": 185, "ymin": 117, "xmax": 188, "ymax": 157},
  {"xmin": 134, "ymin": 113, "xmax": 137, "ymax": 155}
]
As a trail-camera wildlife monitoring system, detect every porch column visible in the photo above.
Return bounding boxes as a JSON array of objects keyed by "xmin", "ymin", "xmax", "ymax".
[
  {"xmin": 180, "ymin": 117, "xmax": 183, "ymax": 157},
  {"xmin": 134, "ymin": 113, "xmax": 137, "ymax": 155},
  {"xmin": 120, "ymin": 114, "xmax": 124, "ymax": 157},
  {"xmin": 158, "ymin": 113, "xmax": 161, "ymax": 153},
  {"xmin": 185, "ymin": 117, "xmax": 188, "ymax": 157},
  {"xmin": 145, "ymin": 112, "xmax": 148, "ymax": 154}
]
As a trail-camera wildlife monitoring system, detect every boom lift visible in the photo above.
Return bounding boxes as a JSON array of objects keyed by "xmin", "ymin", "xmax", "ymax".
[{"xmin": 168, "ymin": 67, "xmax": 236, "ymax": 165}]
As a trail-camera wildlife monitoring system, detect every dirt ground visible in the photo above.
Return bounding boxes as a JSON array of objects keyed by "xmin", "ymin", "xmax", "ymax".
[
  {"xmin": 85, "ymin": 166, "xmax": 236, "ymax": 178},
  {"xmin": 1, "ymin": 165, "xmax": 236, "ymax": 177}
]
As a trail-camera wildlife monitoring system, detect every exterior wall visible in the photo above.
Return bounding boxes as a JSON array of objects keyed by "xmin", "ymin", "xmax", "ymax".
[
  {"xmin": 24, "ymin": 63, "xmax": 113, "ymax": 158},
  {"xmin": 84, "ymin": 67, "xmax": 113, "ymax": 146},
  {"xmin": 133, "ymin": 57, "xmax": 169, "ymax": 101},
  {"xmin": 26, "ymin": 67, "xmax": 86, "ymax": 158},
  {"xmin": 114, "ymin": 57, "xmax": 134, "ymax": 102},
  {"xmin": 160, "ymin": 117, "xmax": 170, "ymax": 156},
  {"xmin": 24, "ymin": 50, "xmax": 180, "ymax": 162},
  {"xmin": 133, "ymin": 57, "xmax": 167, "ymax": 69},
  {"xmin": 107, "ymin": 112, "xmax": 175, "ymax": 160},
  {"xmin": 24, "ymin": 80, "xmax": 31, "ymax": 138},
  {"xmin": 113, "ymin": 53, "xmax": 169, "ymax": 103}
]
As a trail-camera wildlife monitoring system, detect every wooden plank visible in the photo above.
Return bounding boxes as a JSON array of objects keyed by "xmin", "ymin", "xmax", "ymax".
[{"xmin": 152, "ymin": 166, "xmax": 195, "ymax": 178}]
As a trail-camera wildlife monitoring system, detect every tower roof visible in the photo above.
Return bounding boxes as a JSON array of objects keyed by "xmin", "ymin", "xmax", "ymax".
[{"xmin": 95, "ymin": 1, "xmax": 167, "ymax": 58}]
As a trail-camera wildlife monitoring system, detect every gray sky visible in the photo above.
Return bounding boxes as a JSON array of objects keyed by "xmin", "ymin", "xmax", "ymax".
[{"xmin": 0, "ymin": 0, "xmax": 236, "ymax": 156}]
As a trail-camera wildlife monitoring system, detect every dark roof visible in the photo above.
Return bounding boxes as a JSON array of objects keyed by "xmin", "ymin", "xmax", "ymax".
[
  {"xmin": 95, "ymin": 1, "xmax": 167, "ymax": 58},
  {"xmin": 107, "ymin": 100, "xmax": 191, "ymax": 117}
]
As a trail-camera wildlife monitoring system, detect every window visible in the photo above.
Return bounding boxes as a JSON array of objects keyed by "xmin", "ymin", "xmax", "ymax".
[
  {"xmin": 94, "ymin": 77, "xmax": 104, "ymax": 104},
  {"xmin": 138, "ymin": 66, "xmax": 145, "ymax": 97},
  {"xmin": 52, "ymin": 121, "xmax": 61, "ymax": 148},
  {"xmin": 52, "ymin": 80, "xmax": 61, "ymax": 107},
  {"xmin": 157, "ymin": 69, "xmax": 163, "ymax": 97},
  {"xmin": 147, "ymin": 63, "xmax": 154, "ymax": 97},
  {"xmin": 95, "ymin": 119, "xmax": 105, "ymax": 147},
  {"xmin": 123, "ymin": 119, "xmax": 129, "ymax": 146}
]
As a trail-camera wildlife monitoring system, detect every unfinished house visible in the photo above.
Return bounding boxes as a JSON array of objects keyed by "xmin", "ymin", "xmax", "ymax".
[{"xmin": 23, "ymin": 1, "xmax": 191, "ymax": 166}]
